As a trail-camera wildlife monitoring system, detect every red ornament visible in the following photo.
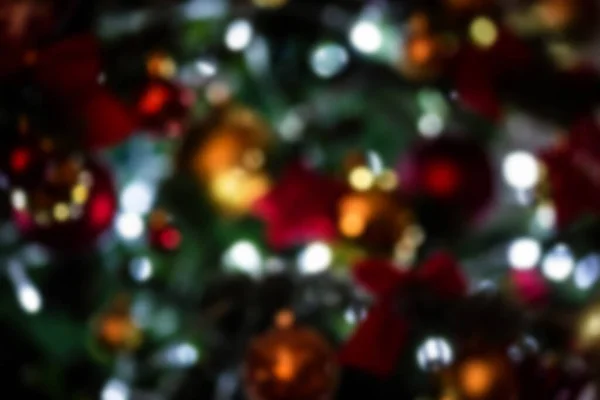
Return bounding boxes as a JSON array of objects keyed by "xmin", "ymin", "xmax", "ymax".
[
  {"xmin": 451, "ymin": 29, "xmax": 533, "ymax": 121},
  {"xmin": 136, "ymin": 78, "xmax": 194, "ymax": 137},
  {"xmin": 253, "ymin": 161, "xmax": 347, "ymax": 250},
  {"xmin": 0, "ymin": 35, "xmax": 136, "ymax": 149},
  {"xmin": 510, "ymin": 270, "xmax": 550, "ymax": 307},
  {"xmin": 338, "ymin": 252, "xmax": 467, "ymax": 376},
  {"xmin": 9, "ymin": 144, "xmax": 117, "ymax": 251},
  {"xmin": 150, "ymin": 225, "xmax": 182, "ymax": 252},
  {"xmin": 540, "ymin": 117, "xmax": 600, "ymax": 229},
  {"xmin": 398, "ymin": 135, "xmax": 494, "ymax": 224}
]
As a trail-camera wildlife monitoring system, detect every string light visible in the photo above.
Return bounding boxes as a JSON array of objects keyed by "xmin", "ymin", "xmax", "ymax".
[
  {"xmin": 297, "ymin": 242, "xmax": 333, "ymax": 274},
  {"xmin": 502, "ymin": 151, "xmax": 540, "ymax": 190},
  {"xmin": 508, "ymin": 238, "xmax": 541, "ymax": 270},
  {"xmin": 542, "ymin": 243, "xmax": 575, "ymax": 282},
  {"xmin": 416, "ymin": 336, "xmax": 454, "ymax": 371},
  {"xmin": 223, "ymin": 240, "xmax": 263, "ymax": 276},
  {"xmin": 101, "ymin": 379, "xmax": 130, "ymax": 400},
  {"xmin": 7, "ymin": 260, "xmax": 42, "ymax": 314},
  {"xmin": 129, "ymin": 257, "xmax": 153, "ymax": 282},
  {"xmin": 574, "ymin": 254, "xmax": 600, "ymax": 290},
  {"xmin": 349, "ymin": 20, "xmax": 383, "ymax": 54},
  {"xmin": 348, "ymin": 166, "xmax": 375, "ymax": 191},
  {"xmin": 418, "ymin": 113, "xmax": 444, "ymax": 138},
  {"xmin": 115, "ymin": 213, "xmax": 145, "ymax": 241},
  {"xmin": 225, "ymin": 19, "xmax": 253, "ymax": 51},
  {"xmin": 469, "ymin": 16, "xmax": 498, "ymax": 48},
  {"xmin": 120, "ymin": 181, "xmax": 155, "ymax": 215},
  {"xmin": 310, "ymin": 42, "xmax": 349, "ymax": 78}
]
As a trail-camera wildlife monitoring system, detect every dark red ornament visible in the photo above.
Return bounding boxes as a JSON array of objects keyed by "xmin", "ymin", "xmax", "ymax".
[
  {"xmin": 136, "ymin": 78, "xmax": 194, "ymax": 137},
  {"xmin": 398, "ymin": 135, "xmax": 494, "ymax": 227},
  {"xmin": 338, "ymin": 252, "xmax": 467, "ymax": 376},
  {"xmin": 253, "ymin": 161, "xmax": 347, "ymax": 250},
  {"xmin": 0, "ymin": 34, "xmax": 136, "ymax": 149},
  {"xmin": 9, "ymin": 143, "xmax": 116, "ymax": 251},
  {"xmin": 540, "ymin": 117, "xmax": 600, "ymax": 229}
]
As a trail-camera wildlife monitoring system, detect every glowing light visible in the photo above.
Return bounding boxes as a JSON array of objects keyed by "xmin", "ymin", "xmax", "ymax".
[
  {"xmin": 542, "ymin": 243, "xmax": 575, "ymax": 282},
  {"xmin": 459, "ymin": 359, "xmax": 496, "ymax": 397},
  {"xmin": 196, "ymin": 59, "xmax": 217, "ymax": 77},
  {"xmin": 275, "ymin": 309, "xmax": 295, "ymax": 328},
  {"xmin": 101, "ymin": 379, "xmax": 130, "ymax": 400},
  {"xmin": 115, "ymin": 213, "xmax": 144, "ymax": 241},
  {"xmin": 223, "ymin": 240, "xmax": 262, "ymax": 276},
  {"xmin": 535, "ymin": 203, "xmax": 556, "ymax": 230},
  {"xmin": 71, "ymin": 184, "xmax": 89, "ymax": 204},
  {"xmin": 416, "ymin": 336, "xmax": 454, "ymax": 372},
  {"xmin": 348, "ymin": 166, "xmax": 375, "ymax": 191},
  {"xmin": 129, "ymin": 257, "xmax": 153, "ymax": 282},
  {"xmin": 469, "ymin": 16, "xmax": 498, "ymax": 48},
  {"xmin": 53, "ymin": 202, "xmax": 70, "ymax": 222},
  {"xmin": 339, "ymin": 194, "xmax": 372, "ymax": 238},
  {"xmin": 297, "ymin": 241, "xmax": 332, "ymax": 274},
  {"xmin": 18, "ymin": 284, "xmax": 42, "ymax": 314},
  {"xmin": 377, "ymin": 170, "xmax": 398, "ymax": 191},
  {"xmin": 163, "ymin": 342, "xmax": 199, "ymax": 367},
  {"xmin": 159, "ymin": 227, "xmax": 181, "ymax": 251},
  {"xmin": 310, "ymin": 42, "xmax": 349, "ymax": 78},
  {"xmin": 278, "ymin": 111, "xmax": 305, "ymax": 142},
  {"xmin": 418, "ymin": 113, "xmax": 444, "ymax": 138},
  {"xmin": 225, "ymin": 19, "xmax": 253, "ymax": 51},
  {"xmin": 11, "ymin": 188, "xmax": 27, "ymax": 210},
  {"xmin": 574, "ymin": 254, "xmax": 600, "ymax": 290},
  {"xmin": 120, "ymin": 181, "xmax": 154, "ymax": 215},
  {"xmin": 138, "ymin": 84, "xmax": 169, "ymax": 115},
  {"xmin": 508, "ymin": 238, "xmax": 541, "ymax": 270},
  {"xmin": 502, "ymin": 151, "xmax": 540, "ymax": 190},
  {"xmin": 349, "ymin": 20, "xmax": 383, "ymax": 54}
]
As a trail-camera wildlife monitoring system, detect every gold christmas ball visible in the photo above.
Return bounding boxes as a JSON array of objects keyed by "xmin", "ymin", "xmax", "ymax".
[
  {"xmin": 442, "ymin": 352, "xmax": 517, "ymax": 400},
  {"xmin": 243, "ymin": 317, "xmax": 338, "ymax": 400},
  {"xmin": 338, "ymin": 190, "xmax": 414, "ymax": 255}
]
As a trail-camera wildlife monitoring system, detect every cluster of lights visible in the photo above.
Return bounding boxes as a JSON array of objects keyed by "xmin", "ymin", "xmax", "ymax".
[
  {"xmin": 348, "ymin": 166, "xmax": 398, "ymax": 192},
  {"xmin": 11, "ymin": 165, "xmax": 94, "ymax": 227},
  {"xmin": 115, "ymin": 180, "xmax": 156, "ymax": 242}
]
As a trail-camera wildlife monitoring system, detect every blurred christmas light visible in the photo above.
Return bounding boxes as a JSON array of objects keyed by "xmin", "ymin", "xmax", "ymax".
[
  {"xmin": 11, "ymin": 188, "xmax": 27, "ymax": 210},
  {"xmin": 534, "ymin": 203, "xmax": 556, "ymax": 231},
  {"xmin": 542, "ymin": 243, "xmax": 575, "ymax": 282},
  {"xmin": 225, "ymin": 19, "xmax": 253, "ymax": 51},
  {"xmin": 376, "ymin": 169, "xmax": 399, "ymax": 191},
  {"xmin": 297, "ymin": 242, "xmax": 333, "ymax": 274},
  {"xmin": 155, "ymin": 342, "xmax": 199, "ymax": 367},
  {"xmin": 469, "ymin": 16, "xmax": 498, "ymax": 48},
  {"xmin": 310, "ymin": 42, "xmax": 349, "ymax": 78},
  {"xmin": 348, "ymin": 166, "xmax": 375, "ymax": 191},
  {"xmin": 17, "ymin": 284, "xmax": 42, "ymax": 314},
  {"xmin": 115, "ymin": 213, "xmax": 145, "ymax": 241},
  {"xmin": 8, "ymin": 260, "xmax": 42, "ymax": 314},
  {"xmin": 129, "ymin": 257, "xmax": 153, "ymax": 282},
  {"xmin": 101, "ymin": 379, "xmax": 130, "ymax": 400},
  {"xmin": 52, "ymin": 202, "xmax": 70, "ymax": 222},
  {"xmin": 20, "ymin": 244, "xmax": 50, "ymax": 266},
  {"xmin": 120, "ymin": 181, "xmax": 155, "ymax": 215},
  {"xmin": 253, "ymin": 0, "xmax": 288, "ymax": 8},
  {"xmin": 223, "ymin": 240, "xmax": 262, "ymax": 276},
  {"xmin": 502, "ymin": 151, "xmax": 540, "ymax": 190},
  {"xmin": 195, "ymin": 59, "xmax": 217, "ymax": 77},
  {"xmin": 508, "ymin": 238, "xmax": 541, "ymax": 270},
  {"xmin": 206, "ymin": 80, "xmax": 232, "ymax": 105},
  {"xmin": 416, "ymin": 336, "xmax": 454, "ymax": 372},
  {"xmin": 574, "ymin": 254, "xmax": 600, "ymax": 290},
  {"xmin": 278, "ymin": 111, "xmax": 305, "ymax": 141},
  {"xmin": 349, "ymin": 20, "xmax": 383, "ymax": 54},
  {"xmin": 418, "ymin": 113, "xmax": 444, "ymax": 138}
]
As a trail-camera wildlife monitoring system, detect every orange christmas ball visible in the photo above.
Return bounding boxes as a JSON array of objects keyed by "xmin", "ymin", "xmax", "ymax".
[{"xmin": 243, "ymin": 319, "xmax": 338, "ymax": 400}]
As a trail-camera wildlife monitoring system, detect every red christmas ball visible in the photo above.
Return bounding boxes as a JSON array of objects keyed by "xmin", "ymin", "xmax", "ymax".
[
  {"xmin": 136, "ymin": 78, "xmax": 194, "ymax": 137},
  {"xmin": 397, "ymin": 135, "xmax": 494, "ymax": 232},
  {"xmin": 8, "ymin": 142, "xmax": 116, "ymax": 251}
]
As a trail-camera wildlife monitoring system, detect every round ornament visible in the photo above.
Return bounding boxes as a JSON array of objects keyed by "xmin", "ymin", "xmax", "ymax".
[
  {"xmin": 8, "ymin": 140, "xmax": 116, "ymax": 251},
  {"xmin": 243, "ymin": 312, "xmax": 338, "ymax": 400}
]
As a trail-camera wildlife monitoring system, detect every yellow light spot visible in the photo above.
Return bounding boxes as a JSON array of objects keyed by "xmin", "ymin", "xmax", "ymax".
[
  {"xmin": 275, "ymin": 309, "xmax": 295, "ymax": 329},
  {"xmin": 469, "ymin": 16, "xmax": 498, "ymax": 48},
  {"xmin": 273, "ymin": 347, "xmax": 296, "ymax": 381},
  {"xmin": 11, "ymin": 189, "xmax": 27, "ymax": 210},
  {"xmin": 71, "ymin": 184, "xmax": 89, "ymax": 204},
  {"xmin": 339, "ymin": 195, "xmax": 372, "ymax": 238},
  {"xmin": 53, "ymin": 203, "xmax": 70, "ymax": 222},
  {"xmin": 348, "ymin": 166, "xmax": 375, "ymax": 191},
  {"xmin": 210, "ymin": 169, "xmax": 270, "ymax": 215},
  {"xmin": 377, "ymin": 170, "xmax": 399, "ymax": 191},
  {"xmin": 459, "ymin": 359, "xmax": 496, "ymax": 397},
  {"xmin": 146, "ymin": 52, "xmax": 177, "ymax": 79}
]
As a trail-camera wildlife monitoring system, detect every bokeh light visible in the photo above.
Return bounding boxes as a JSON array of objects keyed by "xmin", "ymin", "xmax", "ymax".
[
  {"xmin": 225, "ymin": 19, "xmax": 253, "ymax": 51},
  {"xmin": 349, "ymin": 20, "xmax": 383, "ymax": 54},
  {"xmin": 502, "ymin": 151, "xmax": 540, "ymax": 190},
  {"xmin": 542, "ymin": 243, "xmax": 575, "ymax": 282},
  {"xmin": 508, "ymin": 238, "xmax": 541, "ymax": 270}
]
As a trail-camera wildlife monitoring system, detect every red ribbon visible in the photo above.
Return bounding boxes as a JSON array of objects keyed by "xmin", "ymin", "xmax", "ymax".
[
  {"xmin": 338, "ymin": 252, "xmax": 467, "ymax": 376},
  {"xmin": 0, "ymin": 35, "xmax": 135, "ymax": 149}
]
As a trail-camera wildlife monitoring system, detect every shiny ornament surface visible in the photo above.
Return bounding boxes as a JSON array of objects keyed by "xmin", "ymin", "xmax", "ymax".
[{"xmin": 244, "ymin": 322, "xmax": 338, "ymax": 400}]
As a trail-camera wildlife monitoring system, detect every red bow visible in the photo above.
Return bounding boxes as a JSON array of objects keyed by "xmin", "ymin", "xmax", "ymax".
[
  {"xmin": 0, "ymin": 35, "xmax": 135, "ymax": 149},
  {"xmin": 338, "ymin": 252, "xmax": 467, "ymax": 376}
]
